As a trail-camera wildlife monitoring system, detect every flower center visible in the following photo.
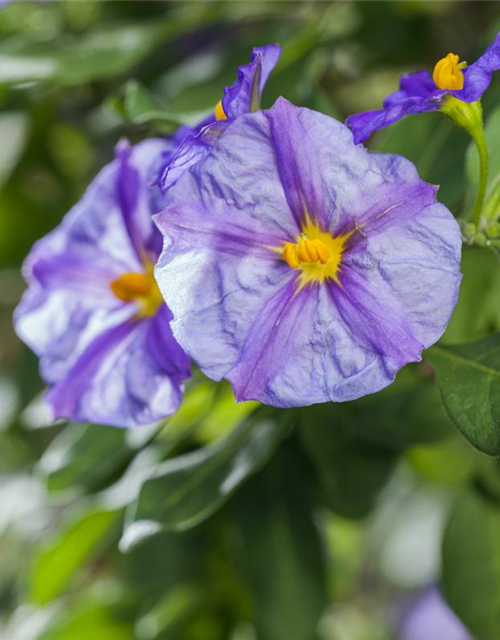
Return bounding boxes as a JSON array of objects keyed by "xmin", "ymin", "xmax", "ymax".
[
  {"xmin": 281, "ymin": 219, "xmax": 353, "ymax": 288},
  {"xmin": 214, "ymin": 100, "xmax": 227, "ymax": 121},
  {"xmin": 433, "ymin": 53, "xmax": 467, "ymax": 91},
  {"xmin": 110, "ymin": 268, "xmax": 163, "ymax": 318}
]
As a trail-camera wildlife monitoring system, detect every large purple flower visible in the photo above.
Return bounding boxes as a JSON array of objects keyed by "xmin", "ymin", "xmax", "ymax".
[
  {"xmin": 347, "ymin": 32, "xmax": 500, "ymax": 143},
  {"xmin": 154, "ymin": 98, "xmax": 462, "ymax": 408},
  {"xmin": 158, "ymin": 44, "xmax": 281, "ymax": 192},
  {"xmin": 15, "ymin": 139, "xmax": 191, "ymax": 428}
]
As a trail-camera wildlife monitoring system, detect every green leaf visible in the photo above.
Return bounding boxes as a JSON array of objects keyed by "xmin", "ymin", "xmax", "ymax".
[
  {"xmin": 428, "ymin": 334, "xmax": 500, "ymax": 455},
  {"xmin": 299, "ymin": 407, "xmax": 399, "ymax": 519},
  {"xmin": 38, "ymin": 424, "xmax": 132, "ymax": 495},
  {"xmin": 442, "ymin": 489, "xmax": 500, "ymax": 639},
  {"xmin": 0, "ymin": 112, "xmax": 29, "ymax": 187},
  {"xmin": 0, "ymin": 6, "xmax": 224, "ymax": 87},
  {"xmin": 30, "ymin": 506, "xmax": 121, "ymax": 604},
  {"xmin": 122, "ymin": 411, "xmax": 288, "ymax": 546},
  {"xmin": 230, "ymin": 443, "xmax": 328, "ymax": 640},
  {"xmin": 379, "ymin": 111, "xmax": 468, "ymax": 211},
  {"xmin": 442, "ymin": 247, "xmax": 500, "ymax": 345},
  {"xmin": 108, "ymin": 80, "xmax": 211, "ymax": 133}
]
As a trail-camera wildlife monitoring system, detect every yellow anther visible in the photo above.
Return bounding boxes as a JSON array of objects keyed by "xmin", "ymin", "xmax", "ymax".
[
  {"xmin": 283, "ymin": 242, "xmax": 300, "ymax": 269},
  {"xmin": 433, "ymin": 53, "xmax": 466, "ymax": 91},
  {"xmin": 110, "ymin": 270, "xmax": 163, "ymax": 318},
  {"xmin": 215, "ymin": 100, "xmax": 227, "ymax": 121}
]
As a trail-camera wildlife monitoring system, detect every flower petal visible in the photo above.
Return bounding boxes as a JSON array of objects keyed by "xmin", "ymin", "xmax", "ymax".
[{"xmin": 47, "ymin": 307, "xmax": 190, "ymax": 428}]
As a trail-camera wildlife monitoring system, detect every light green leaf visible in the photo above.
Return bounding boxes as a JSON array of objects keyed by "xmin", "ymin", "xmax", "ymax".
[
  {"xmin": 428, "ymin": 334, "xmax": 500, "ymax": 455},
  {"xmin": 122, "ymin": 411, "xmax": 288, "ymax": 546},
  {"xmin": 30, "ymin": 506, "xmax": 121, "ymax": 604},
  {"xmin": 0, "ymin": 112, "xmax": 29, "ymax": 187},
  {"xmin": 108, "ymin": 80, "xmax": 211, "ymax": 132},
  {"xmin": 442, "ymin": 489, "xmax": 500, "ymax": 639},
  {"xmin": 0, "ymin": 7, "xmax": 224, "ymax": 87},
  {"xmin": 230, "ymin": 444, "xmax": 328, "ymax": 640}
]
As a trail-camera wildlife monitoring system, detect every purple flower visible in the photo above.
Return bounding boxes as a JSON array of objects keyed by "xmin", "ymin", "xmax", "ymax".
[
  {"xmin": 347, "ymin": 32, "xmax": 500, "ymax": 143},
  {"xmin": 15, "ymin": 139, "xmax": 191, "ymax": 428},
  {"xmin": 158, "ymin": 44, "xmax": 281, "ymax": 192},
  {"xmin": 154, "ymin": 98, "xmax": 462, "ymax": 408},
  {"xmin": 400, "ymin": 589, "xmax": 473, "ymax": 640}
]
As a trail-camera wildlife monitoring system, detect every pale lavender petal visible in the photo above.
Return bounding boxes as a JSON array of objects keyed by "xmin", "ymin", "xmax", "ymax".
[{"xmin": 47, "ymin": 307, "xmax": 190, "ymax": 428}]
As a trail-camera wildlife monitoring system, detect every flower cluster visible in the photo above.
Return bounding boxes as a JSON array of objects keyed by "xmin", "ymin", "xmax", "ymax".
[{"xmin": 15, "ymin": 39, "xmax": 476, "ymax": 427}]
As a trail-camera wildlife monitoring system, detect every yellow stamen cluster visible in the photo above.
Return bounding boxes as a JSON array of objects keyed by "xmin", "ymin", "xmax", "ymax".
[
  {"xmin": 110, "ymin": 269, "xmax": 163, "ymax": 318},
  {"xmin": 280, "ymin": 216, "xmax": 354, "ymax": 289},
  {"xmin": 283, "ymin": 238, "xmax": 331, "ymax": 269},
  {"xmin": 214, "ymin": 100, "xmax": 227, "ymax": 121},
  {"xmin": 433, "ymin": 53, "xmax": 466, "ymax": 91}
]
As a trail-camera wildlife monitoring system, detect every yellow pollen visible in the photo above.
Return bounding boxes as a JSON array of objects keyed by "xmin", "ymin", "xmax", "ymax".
[
  {"xmin": 432, "ymin": 53, "xmax": 466, "ymax": 91},
  {"xmin": 110, "ymin": 269, "xmax": 163, "ymax": 318},
  {"xmin": 280, "ymin": 217, "xmax": 354, "ymax": 289},
  {"xmin": 215, "ymin": 100, "xmax": 227, "ymax": 121}
]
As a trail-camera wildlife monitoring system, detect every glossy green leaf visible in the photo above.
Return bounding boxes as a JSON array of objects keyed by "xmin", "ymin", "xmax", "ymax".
[
  {"xmin": 30, "ymin": 506, "xmax": 121, "ymax": 604},
  {"xmin": 122, "ymin": 411, "xmax": 288, "ymax": 547},
  {"xmin": 442, "ymin": 489, "xmax": 500, "ymax": 639},
  {"xmin": 428, "ymin": 334, "xmax": 500, "ymax": 455},
  {"xmin": 299, "ymin": 407, "xmax": 399, "ymax": 519},
  {"xmin": 230, "ymin": 444, "xmax": 328, "ymax": 640}
]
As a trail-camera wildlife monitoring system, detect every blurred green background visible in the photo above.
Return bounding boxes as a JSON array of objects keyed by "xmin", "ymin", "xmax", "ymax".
[{"xmin": 2, "ymin": 2, "xmax": 500, "ymax": 639}]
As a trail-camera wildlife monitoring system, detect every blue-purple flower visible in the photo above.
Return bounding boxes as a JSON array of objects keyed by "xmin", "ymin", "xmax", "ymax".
[
  {"xmin": 347, "ymin": 32, "xmax": 500, "ymax": 143},
  {"xmin": 400, "ymin": 589, "xmax": 473, "ymax": 640},
  {"xmin": 154, "ymin": 98, "xmax": 462, "ymax": 408},
  {"xmin": 158, "ymin": 43, "xmax": 281, "ymax": 192},
  {"xmin": 15, "ymin": 139, "xmax": 190, "ymax": 428}
]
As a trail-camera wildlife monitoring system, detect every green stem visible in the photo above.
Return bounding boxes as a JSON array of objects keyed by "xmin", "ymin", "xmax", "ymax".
[{"xmin": 471, "ymin": 124, "xmax": 489, "ymax": 227}]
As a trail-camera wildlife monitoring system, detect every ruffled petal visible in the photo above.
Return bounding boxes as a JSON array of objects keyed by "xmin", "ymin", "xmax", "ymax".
[
  {"xmin": 454, "ymin": 31, "xmax": 500, "ymax": 102},
  {"xmin": 47, "ymin": 307, "xmax": 190, "ymax": 428},
  {"xmin": 222, "ymin": 44, "xmax": 281, "ymax": 117}
]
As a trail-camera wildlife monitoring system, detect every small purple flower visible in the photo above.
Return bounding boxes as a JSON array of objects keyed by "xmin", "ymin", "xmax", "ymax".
[
  {"xmin": 159, "ymin": 44, "xmax": 281, "ymax": 192},
  {"xmin": 347, "ymin": 32, "xmax": 500, "ymax": 143},
  {"xmin": 15, "ymin": 139, "xmax": 191, "ymax": 428},
  {"xmin": 400, "ymin": 589, "xmax": 473, "ymax": 640},
  {"xmin": 154, "ymin": 98, "xmax": 461, "ymax": 408}
]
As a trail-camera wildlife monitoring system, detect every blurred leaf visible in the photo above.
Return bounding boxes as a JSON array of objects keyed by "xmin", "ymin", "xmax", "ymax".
[
  {"xmin": 379, "ymin": 111, "xmax": 467, "ymax": 210},
  {"xmin": 230, "ymin": 443, "xmax": 328, "ymax": 640},
  {"xmin": 442, "ymin": 247, "xmax": 500, "ymax": 344},
  {"xmin": 108, "ymin": 80, "xmax": 211, "ymax": 132},
  {"xmin": 442, "ymin": 489, "xmax": 500, "ymax": 640},
  {"xmin": 30, "ymin": 506, "xmax": 121, "ymax": 605},
  {"xmin": 303, "ymin": 367, "xmax": 452, "ymax": 452},
  {"xmin": 428, "ymin": 335, "xmax": 500, "ymax": 455},
  {"xmin": 407, "ymin": 440, "xmax": 474, "ymax": 485},
  {"xmin": 0, "ymin": 7, "xmax": 224, "ymax": 87},
  {"xmin": 0, "ymin": 112, "xmax": 29, "ymax": 187},
  {"xmin": 299, "ymin": 408, "xmax": 398, "ymax": 519},
  {"xmin": 136, "ymin": 584, "xmax": 201, "ymax": 640},
  {"xmin": 122, "ymin": 411, "xmax": 288, "ymax": 547},
  {"xmin": 39, "ymin": 424, "xmax": 132, "ymax": 495}
]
